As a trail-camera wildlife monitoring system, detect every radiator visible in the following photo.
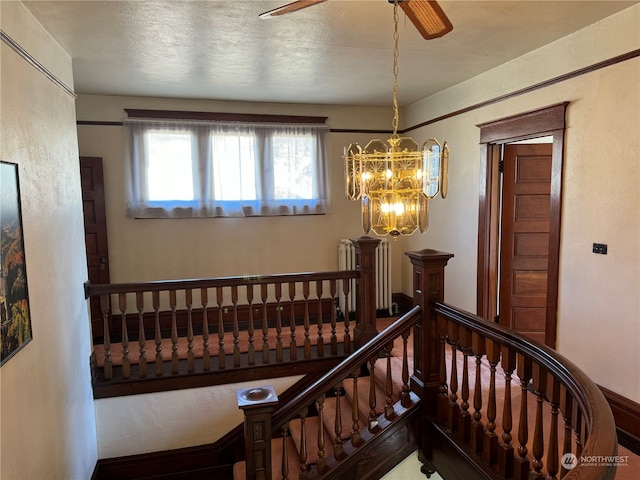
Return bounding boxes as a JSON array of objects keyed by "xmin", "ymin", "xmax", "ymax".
[{"xmin": 338, "ymin": 238, "xmax": 393, "ymax": 315}]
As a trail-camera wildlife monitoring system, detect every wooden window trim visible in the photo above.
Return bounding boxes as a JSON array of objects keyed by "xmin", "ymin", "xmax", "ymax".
[{"xmin": 124, "ymin": 109, "xmax": 328, "ymax": 124}]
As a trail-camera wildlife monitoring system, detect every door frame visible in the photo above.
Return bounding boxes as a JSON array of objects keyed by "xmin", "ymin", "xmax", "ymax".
[{"xmin": 476, "ymin": 102, "xmax": 568, "ymax": 348}]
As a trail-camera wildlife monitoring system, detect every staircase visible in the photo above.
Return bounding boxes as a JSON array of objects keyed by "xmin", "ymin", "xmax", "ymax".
[{"xmin": 233, "ymin": 314, "xmax": 423, "ymax": 480}]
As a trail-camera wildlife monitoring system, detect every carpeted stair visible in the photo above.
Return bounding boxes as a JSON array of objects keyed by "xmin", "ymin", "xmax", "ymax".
[{"xmin": 232, "ymin": 349, "xmax": 410, "ymax": 480}]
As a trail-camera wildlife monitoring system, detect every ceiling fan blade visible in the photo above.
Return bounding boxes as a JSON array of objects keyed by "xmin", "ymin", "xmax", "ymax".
[
  {"xmin": 399, "ymin": 0, "xmax": 453, "ymax": 40},
  {"xmin": 259, "ymin": 0, "xmax": 328, "ymax": 19}
]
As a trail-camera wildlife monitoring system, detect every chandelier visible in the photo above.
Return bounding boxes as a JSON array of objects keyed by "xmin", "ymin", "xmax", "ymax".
[{"xmin": 344, "ymin": 0, "xmax": 449, "ymax": 238}]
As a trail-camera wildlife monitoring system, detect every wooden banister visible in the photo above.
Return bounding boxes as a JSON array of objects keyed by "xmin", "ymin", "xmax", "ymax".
[
  {"xmin": 433, "ymin": 302, "xmax": 618, "ymax": 480},
  {"xmin": 237, "ymin": 305, "xmax": 423, "ymax": 479},
  {"xmin": 272, "ymin": 306, "xmax": 422, "ymax": 431},
  {"xmin": 85, "ymin": 268, "xmax": 366, "ymax": 397},
  {"xmin": 85, "ymin": 270, "xmax": 360, "ymax": 296}
]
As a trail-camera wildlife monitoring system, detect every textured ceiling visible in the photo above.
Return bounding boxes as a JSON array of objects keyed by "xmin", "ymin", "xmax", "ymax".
[{"xmin": 22, "ymin": 0, "xmax": 638, "ymax": 106}]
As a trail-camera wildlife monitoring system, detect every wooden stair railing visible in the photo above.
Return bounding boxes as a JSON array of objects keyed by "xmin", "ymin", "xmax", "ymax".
[
  {"xmin": 235, "ymin": 306, "xmax": 424, "ymax": 480},
  {"xmin": 428, "ymin": 302, "xmax": 618, "ymax": 480},
  {"xmin": 84, "ymin": 237, "xmax": 382, "ymax": 398},
  {"xmin": 88, "ymin": 247, "xmax": 620, "ymax": 480}
]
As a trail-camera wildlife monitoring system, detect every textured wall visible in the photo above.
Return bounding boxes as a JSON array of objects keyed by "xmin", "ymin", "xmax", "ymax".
[
  {"xmin": 402, "ymin": 5, "xmax": 640, "ymax": 402},
  {"xmin": 0, "ymin": 2, "xmax": 97, "ymax": 479}
]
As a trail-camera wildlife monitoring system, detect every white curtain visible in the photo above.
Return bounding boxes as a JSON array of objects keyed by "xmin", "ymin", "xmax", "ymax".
[{"xmin": 125, "ymin": 119, "xmax": 329, "ymax": 218}]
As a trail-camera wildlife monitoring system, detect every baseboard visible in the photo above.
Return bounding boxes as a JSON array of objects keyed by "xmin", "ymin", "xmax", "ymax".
[{"xmin": 598, "ymin": 385, "xmax": 640, "ymax": 455}]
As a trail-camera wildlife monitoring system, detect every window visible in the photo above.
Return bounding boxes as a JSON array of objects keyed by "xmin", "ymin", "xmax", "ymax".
[{"xmin": 125, "ymin": 118, "xmax": 329, "ymax": 218}]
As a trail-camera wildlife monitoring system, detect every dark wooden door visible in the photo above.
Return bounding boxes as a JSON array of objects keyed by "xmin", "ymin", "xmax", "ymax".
[
  {"xmin": 499, "ymin": 144, "xmax": 552, "ymax": 344},
  {"xmin": 80, "ymin": 156, "xmax": 111, "ymax": 340}
]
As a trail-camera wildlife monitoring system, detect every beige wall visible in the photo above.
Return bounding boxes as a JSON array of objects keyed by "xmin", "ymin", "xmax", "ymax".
[
  {"xmin": 401, "ymin": 4, "xmax": 640, "ymax": 402},
  {"xmin": 94, "ymin": 376, "xmax": 302, "ymax": 458},
  {"xmin": 0, "ymin": 3, "xmax": 97, "ymax": 479}
]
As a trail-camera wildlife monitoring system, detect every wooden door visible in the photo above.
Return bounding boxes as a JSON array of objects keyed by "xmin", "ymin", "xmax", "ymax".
[
  {"xmin": 499, "ymin": 144, "xmax": 552, "ymax": 344},
  {"xmin": 80, "ymin": 156, "xmax": 111, "ymax": 340}
]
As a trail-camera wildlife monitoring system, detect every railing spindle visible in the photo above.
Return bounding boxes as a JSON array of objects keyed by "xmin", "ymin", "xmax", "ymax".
[
  {"xmin": 281, "ymin": 423, "xmax": 290, "ymax": 480},
  {"xmin": 447, "ymin": 321, "xmax": 460, "ymax": 432},
  {"xmin": 401, "ymin": 330, "xmax": 411, "ymax": 408},
  {"xmin": 350, "ymin": 373, "xmax": 363, "ymax": 447},
  {"xmin": 574, "ymin": 407, "xmax": 584, "ymax": 458},
  {"xmin": 185, "ymin": 289, "xmax": 194, "ymax": 373},
  {"xmin": 261, "ymin": 284, "xmax": 270, "ymax": 364},
  {"xmin": 289, "ymin": 282, "xmax": 297, "ymax": 361},
  {"xmin": 101, "ymin": 295, "xmax": 112, "ymax": 380},
  {"xmin": 329, "ymin": 279, "xmax": 338, "ymax": 355},
  {"xmin": 436, "ymin": 314, "xmax": 448, "ymax": 417},
  {"xmin": 232, "ymin": 286, "xmax": 240, "ymax": 368},
  {"xmin": 333, "ymin": 383, "xmax": 345, "ymax": 460},
  {"xmin": 483, "ymin": 339, "xmax": 500, "ymax": 465},
  {"xmin": 459, "ymin": 326, "xmax": 472, "ymax": 441},
  {"xmin": 169, "ymin": 290, "xmax": 178, "ymax": 375},
  {"xmin": 316, "ymin": 280, "xmax": 324, "ymax": 358},
  {"xmin": 342, "ymin": 279, "xmax": 351, "ymax": 354},
  {"xmin": 515, "ymin": 355, "xmax": 533, "ymax": 480},
  {"xmin": 547, "ymin": 374, "xmax": 561, "ymax": 480},
  {"xmin": 316, "ymin": 395, "xmax": 328, "ymax": 473},
  {"xmin": 136, "ymin": 292, "xmax": 147, "ymax": 378},
  {"xmin": 275, "ymin": 283, "xmax": 283, "ymax": 363},
  {"xmin": 153, "ymin": 291, "xmax": 162, "ymax": 376},
  {"xmin": 303, "ymin": 281, "xmax": 311, "ymax": 359},
  {"xmin": 498, "ymin": 346, "xmax": 517, "ymax": 477},
  {"xmin": 297, "ymin": 408, "xmax": 308, "ymax": 477},
  {"xmin": 201, "ymin": 288, "xmax": 211, "ymax": 371},
  {"xmin": 368, "ymin": 356, "xmax": 380, "ymax": 432},
  {"xmin": 384, "ymin": 342, "xmax": 395, "ymax": 419},
  {"xmin": 119, "ymin": 293, "xmax": 130, "ymax": 379},
  {"xmin": 531, "ymin": 364, "xmax": 547, "ymax": 478},
  {"xmin": 216, "ymin": 287, "xmax": 225, "ymax": 369},
  {"xmin": 247, "ymin": 284, "xmax": 255, "ymax": 366},
  {"xmin": 471, "ymin": 332, "xmax": 486, "ymax": 453},
  {"xmin": 560, "ymin": 389, "xmax": 574, "ymax": 478}
]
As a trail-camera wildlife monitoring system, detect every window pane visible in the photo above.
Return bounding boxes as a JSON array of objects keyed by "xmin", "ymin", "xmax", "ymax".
[
  {"xmin": 272, "ymin": 134, "xmax": 314, "ymax": 200},
  {"xmin": 146, "ymin": 132, "xmax": 193, "ymax": 201},
  {"xmin": 212, "ymin": 133, "xmax": 257, "ymax": 201}
]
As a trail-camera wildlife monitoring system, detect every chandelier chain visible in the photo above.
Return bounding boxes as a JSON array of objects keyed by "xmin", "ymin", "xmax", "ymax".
[{"xmin": 392, "ymin": 0, "xmax": 400, "ymax": 136}]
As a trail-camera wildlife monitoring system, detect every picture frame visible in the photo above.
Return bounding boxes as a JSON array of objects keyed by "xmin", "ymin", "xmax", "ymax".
[{"xmin": 1, "ymin": 161, "xmax": 32, "ymax": 366}]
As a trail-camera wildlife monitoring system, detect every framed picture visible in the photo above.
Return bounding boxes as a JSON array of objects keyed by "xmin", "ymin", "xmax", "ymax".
[{"xmin": 1, "ymin": 161, "xmax": 32, "ymax": 366}]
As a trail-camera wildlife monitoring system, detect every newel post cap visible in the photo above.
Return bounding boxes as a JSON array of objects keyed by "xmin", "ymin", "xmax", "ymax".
[
  {"xmin": 237, "ymin": 385, "xmax": 279, "ymax": 410},
  {"xmin": 405, "ymin": 249, "xmax": 454, "ymax": 265}
]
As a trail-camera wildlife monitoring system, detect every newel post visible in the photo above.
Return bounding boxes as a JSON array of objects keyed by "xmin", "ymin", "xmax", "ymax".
[
  {"xmin": 351, "ymin": 236, "xmax": 381, "ymax": 348},
  {"xmin": 237, "ymin": 386, "xmax": 279, "ymax": 480},
  {"xmin": 405, "ymin": 249, "xmax": 454, "ymax": 412}
]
